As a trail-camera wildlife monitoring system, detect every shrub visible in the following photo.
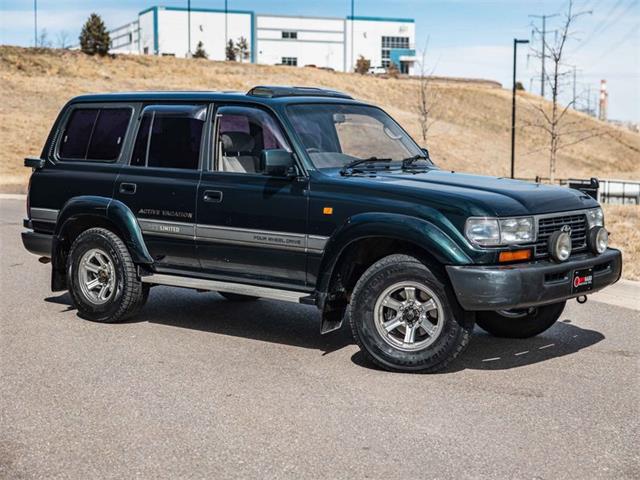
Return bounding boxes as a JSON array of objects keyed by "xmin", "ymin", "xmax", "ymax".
[{"xmin": 355, "ymin": 55, "xmax": 371, "ymax": 74}]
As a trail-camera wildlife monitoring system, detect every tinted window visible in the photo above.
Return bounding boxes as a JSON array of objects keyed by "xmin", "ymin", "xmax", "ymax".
[
  {"xmin": 130, "ymin": 105, "xmax": 205, "ymax": 169},
  {"xmin": 87, "ymin": 109, "xmax": 131, "ymax": 160},
  {"xmin": 59, "ymin": 107, "xmax": 131, "ymax": 160},
  {"xmin": 131, "ymin": 115, "xmax": 151, "ymax": 167},
  {"xmin": 59, "ymin": 109, "xmax": 99, "ymax": 159}
]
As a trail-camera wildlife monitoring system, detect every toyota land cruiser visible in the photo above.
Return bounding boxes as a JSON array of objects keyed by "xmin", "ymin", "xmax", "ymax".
[{"xmin": 22, "ymin": 86, "xmax": 622, "ymax": 372}]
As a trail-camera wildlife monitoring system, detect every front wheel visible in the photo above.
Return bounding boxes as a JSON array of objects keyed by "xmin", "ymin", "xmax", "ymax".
[
  {"xmin": 476, "ymin": 301, "xmax": 566, "ymax": 338},
  {"xmin": 349, "ymin": 254, "xmax": 473, "ymax": 373}
]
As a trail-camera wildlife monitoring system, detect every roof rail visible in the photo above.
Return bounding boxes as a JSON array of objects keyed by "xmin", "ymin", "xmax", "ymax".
[{"xmin": 247, "ymin": 86, "xmax": 353, "ymax": 99}]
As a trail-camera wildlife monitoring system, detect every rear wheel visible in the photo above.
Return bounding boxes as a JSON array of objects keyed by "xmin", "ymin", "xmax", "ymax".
[
  {"xmin": 349, "ymin": 254, "xmax": 472, "ymax": 373},
  {"xmin": 476, "ymin": 301, "xmax": 566, "ymax": 338},
  {"xmin": 67, "ymin": 228, "xmax": 146, "ymax": 323}
]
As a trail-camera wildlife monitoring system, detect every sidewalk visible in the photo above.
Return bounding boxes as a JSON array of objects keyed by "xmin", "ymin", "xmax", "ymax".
[{"xmin": 589, "ymin": 279, "xmax": 640, "ymax": 311}]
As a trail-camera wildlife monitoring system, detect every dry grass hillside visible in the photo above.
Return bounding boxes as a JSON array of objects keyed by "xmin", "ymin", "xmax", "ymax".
[
  {"xmin": 2, "ymin": 46, "xmax": 639, "ymax": 187},
  {"xmin": 1, "ymin": 46, "xmax": 638, "ymax": 279}
]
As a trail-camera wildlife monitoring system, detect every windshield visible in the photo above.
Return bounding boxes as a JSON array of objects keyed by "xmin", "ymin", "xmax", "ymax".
[{"xmin": 286, "ymin": 104, "xmax": 426, "ymax": 170}]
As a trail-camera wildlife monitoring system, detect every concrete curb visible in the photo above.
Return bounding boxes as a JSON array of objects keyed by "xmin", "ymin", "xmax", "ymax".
[{"xmin": 0, "ymin": 193, "xmax": 27, "ymax": 200}]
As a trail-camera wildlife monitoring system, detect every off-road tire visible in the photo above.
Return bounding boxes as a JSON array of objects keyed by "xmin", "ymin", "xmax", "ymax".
[
  {"xmin": 67, "ymin": 228, "xmax": 146, "ymax": 323},
  {"xmin": 476, "ymin": 302, "xmax": 566, "ymax": 338},
  {"xmin": 218, "ymin": 292, "xmax": 259, "ymax": 301},
  {"xmin": 348, "ymin": 254, "xmax": 473, "ymax": 373}
]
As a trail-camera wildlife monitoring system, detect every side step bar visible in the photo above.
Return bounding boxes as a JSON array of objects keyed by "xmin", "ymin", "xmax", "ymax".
[{"xmin": 141, "ymin": 273, "xmax": 313, "ymax": 304}]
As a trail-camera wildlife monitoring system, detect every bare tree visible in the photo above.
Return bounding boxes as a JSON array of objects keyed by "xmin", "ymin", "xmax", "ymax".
[
  {"xmin": 526, "ymin": 0, "xmax": 597, "ymax": 182},
  {"xmin": 56, "ymin": 30, "xmax": 70, "ymax": 49},
  {"xmin": 416, "ymin": 38, "xmax": 440, "ymax": 144},
  {"xmin": 37, "ymin": 29, "xmax": 51, "ymax": 48},
  {"xmin": 235, "ymin": 37, "xmax": 250, "ymax": 63}
]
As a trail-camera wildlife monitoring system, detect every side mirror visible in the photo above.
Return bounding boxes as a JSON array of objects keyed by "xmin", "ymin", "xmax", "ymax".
[
  {"xmin": 260, "ymin": 149, "xmax": 296, "ymax": 177},
  {"xmin": 421, "ymin": 147, "xmax": 430, "ymax": 159}
]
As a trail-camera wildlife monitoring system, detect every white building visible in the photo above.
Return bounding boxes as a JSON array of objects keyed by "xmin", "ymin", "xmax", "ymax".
[{"xmin": 109, "ymin": 6, "xmax": 416, "ymax": 74}]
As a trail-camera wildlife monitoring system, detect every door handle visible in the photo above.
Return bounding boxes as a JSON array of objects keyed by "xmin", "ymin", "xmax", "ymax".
[
  {"xmin": 203, "ymin": 190, "xmax": 223, "ymax": 203},
  {"xmin": 119, "ymin": 182, "xmax": 137, "ymax": 195}
]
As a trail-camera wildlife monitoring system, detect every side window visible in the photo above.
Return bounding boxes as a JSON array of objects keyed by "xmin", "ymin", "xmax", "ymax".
[
  {"xmin": 130, "ymin": 105, "xmax": 206, "ymax": 169},
  {"xmin": 215, "ymin": 106, "xmax": 290, "ymax": 174},
  {"xmin": 59, "ymin": 107, "xmax": 131, "ymax": 161}
]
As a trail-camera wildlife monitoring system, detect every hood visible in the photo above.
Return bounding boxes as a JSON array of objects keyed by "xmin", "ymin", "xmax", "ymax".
[{"xmin": 323, "ymin": 168, "xmax": 599, "ymax": 217}]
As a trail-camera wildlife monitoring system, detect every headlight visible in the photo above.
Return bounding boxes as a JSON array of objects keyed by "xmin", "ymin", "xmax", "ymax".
[
  {"xmin": 586, "ymin": 207, "xmax": 604, "ymax": 228},
  {"xmin": 465, "ymin": 217, "xmax": 534, "ymax": 246}
]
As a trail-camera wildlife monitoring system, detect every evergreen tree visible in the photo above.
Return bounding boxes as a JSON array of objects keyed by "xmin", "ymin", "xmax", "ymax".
[
  {"xmin": 193, "ymin": 41, "xmax": 208, "ymax": 59},
  {"xmin": 225, "ymin": 39, "xmax": 236, "ymax": 61},
  {"xmin": 79, "ymin": 13, "xmax": 110, "ymax": 56}
]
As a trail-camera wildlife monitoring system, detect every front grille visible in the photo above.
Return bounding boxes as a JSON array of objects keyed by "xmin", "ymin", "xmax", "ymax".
[{"xmin": 532, "ymin": 213, "xmax": 588, "ymax": 258}]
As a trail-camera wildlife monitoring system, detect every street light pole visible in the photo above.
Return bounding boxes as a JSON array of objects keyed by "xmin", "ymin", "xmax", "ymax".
[
  {"xmin": 34, "ymin": 0, "xmax": 38, "ymax": 47},
  {"xmin": 225, "ymin": 0, "xmax": 228, "ymax": 58},
  {"xmin": 511, "ymin": 38, "xmax": 529, "ymax": 179},
  {"xmin": 187, "ymin": 0, "xmax": 191, "ymax": 56},
  {"xmin": 350, "ymin": 0, "xmax": 355, "ymax": 72}
]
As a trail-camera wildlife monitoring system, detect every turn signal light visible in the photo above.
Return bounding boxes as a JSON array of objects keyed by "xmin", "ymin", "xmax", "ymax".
[{"xmin": 499, "ymin": 249, "xmax": 532, "ymax": 263}]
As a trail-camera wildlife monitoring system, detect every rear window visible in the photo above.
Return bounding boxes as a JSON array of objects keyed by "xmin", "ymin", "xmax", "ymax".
[
  {"xmin": 59, "ymin": 107, "xmax": 132, "ymax": 161},
  {"xmin": 130, "ymin": 105, "xmax": 206, "ymax": 170}
]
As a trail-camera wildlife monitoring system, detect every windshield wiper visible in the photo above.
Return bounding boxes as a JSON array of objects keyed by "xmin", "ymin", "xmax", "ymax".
[
  {"xmin": 340, "ymin": 157, "xmax": 393, "ymax": 175},
  {"xmin": 401, "ymin": 154, "xmax": 430, "ymax": 169}
]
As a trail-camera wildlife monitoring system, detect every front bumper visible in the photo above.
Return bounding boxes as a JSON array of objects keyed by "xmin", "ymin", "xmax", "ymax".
[{"xmin": 446, "ymin": 248, "xmax": 622, "ymax": 311}]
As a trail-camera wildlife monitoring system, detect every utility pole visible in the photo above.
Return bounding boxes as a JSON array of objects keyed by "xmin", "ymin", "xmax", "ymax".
[
  {"xmin": 350, "ymin": 0, "xmax": 355, "ymax": 72},
  {"xmin": 572, "ymin": 65, "xmax": 577, "ymax": 107},
  {"xmin": 225, "ymin": 0, "xmax": 229, "ymax": 57},
  {"xmin": 34, "ymin": 0, "xmax": 38, "ymax": 47},
  {"xmin": 187, "ymin": 0, "xmax": 192, "ymax": 56},
  {"xmin": 511, "ymin": 38, "xmax": 530, "ymax": 179},
  {"xmin": 529, "ymin": 13, "xmax": 559, "ymax": 98}
]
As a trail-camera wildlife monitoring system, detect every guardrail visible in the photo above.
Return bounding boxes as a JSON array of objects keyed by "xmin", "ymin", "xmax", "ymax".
[{"xmin": 517, "ymin": 177, "xmax": 640, "ymax": 205}]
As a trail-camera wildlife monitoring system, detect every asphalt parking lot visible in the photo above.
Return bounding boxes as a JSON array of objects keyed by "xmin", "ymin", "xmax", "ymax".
[{"xmin": 1, "ymin": 197, "xmax": 639, "ymax": 479}]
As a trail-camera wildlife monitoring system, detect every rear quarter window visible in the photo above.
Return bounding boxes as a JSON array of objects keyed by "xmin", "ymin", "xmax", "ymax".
[{"xmin": 58, "ymin": 106, "xmax": 132, "ymax": 161}]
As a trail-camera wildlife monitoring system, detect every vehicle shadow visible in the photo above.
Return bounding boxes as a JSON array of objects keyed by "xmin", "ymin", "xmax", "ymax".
[
  {"xmin": 351, "ymin": 319, "xmax": 605, "ymax": 373},
  {"xmin": 46, "ymin": 287, "xmax": 353, "ymax": 356},
  {"xmin": 46, "ymin": 289, "xmax": 604, "ymax": 370}
]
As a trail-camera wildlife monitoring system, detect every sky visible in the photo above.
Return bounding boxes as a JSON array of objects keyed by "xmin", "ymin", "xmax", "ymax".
[{"xmin": 1, "ymin": 0, "xmax": 638, "ymax": 121}]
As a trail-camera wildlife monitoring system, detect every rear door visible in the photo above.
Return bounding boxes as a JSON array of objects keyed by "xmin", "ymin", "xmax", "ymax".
[
  {"xmin": 114, "ymin": 104, "xmax": 209, "ymax": 271},
  {"xmin": 195, "ymin": 104, "xmax": 309, "ymax": 288}
]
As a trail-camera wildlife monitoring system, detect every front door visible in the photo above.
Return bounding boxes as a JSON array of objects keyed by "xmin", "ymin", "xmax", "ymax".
[
  {"xmin": 196, "ymin": 105, "xmax": 308, "ymax": 288},
  {"xmin": 114, "ymin": 104, "xmax": 208, "ymax": 271}
]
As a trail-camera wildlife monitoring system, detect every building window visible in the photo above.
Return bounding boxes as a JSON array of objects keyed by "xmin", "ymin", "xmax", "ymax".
[
  {"xmin": 281, "ymin": 57, "xmax": 298, "ymax": 66},
  {"xmin": 381, "ymin": 36, "xmax": 410, "ymax": 68},
  {"xmin": 282, "ymin": 31, "xmax": 298, "ymax": 39}
]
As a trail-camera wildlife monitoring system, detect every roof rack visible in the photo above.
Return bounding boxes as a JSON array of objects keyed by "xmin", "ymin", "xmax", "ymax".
[{"xmin": 247, "ymin": 86, "xmax": 353, "ymax": 99}]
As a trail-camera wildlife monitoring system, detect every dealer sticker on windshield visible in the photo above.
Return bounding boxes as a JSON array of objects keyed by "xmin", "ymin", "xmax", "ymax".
[{"xmin": 572, "ymin": 267, "xmax": 594, "ymax": 293}]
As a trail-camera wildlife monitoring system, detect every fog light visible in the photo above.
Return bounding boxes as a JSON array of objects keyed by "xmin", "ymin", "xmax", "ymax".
[
  {"xmin": 548, "ymin": 231, "xmax": 572, "ymax": 262},
  {"xmin": 588, "ymin": 226, "xmax": 608, "ymax": 254}
]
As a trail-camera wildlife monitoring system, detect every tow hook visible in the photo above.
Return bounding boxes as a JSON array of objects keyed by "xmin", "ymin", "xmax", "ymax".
[{"xmin": 576, "ymin": 295, "xmax": 588, "ymax": 304}]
